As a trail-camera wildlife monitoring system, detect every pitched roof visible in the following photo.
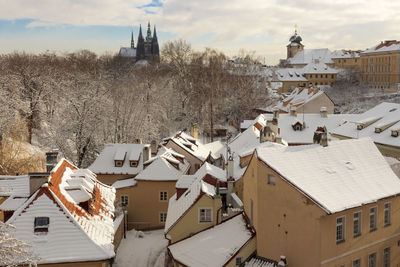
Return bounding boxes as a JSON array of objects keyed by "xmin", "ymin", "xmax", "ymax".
[
  {"xmin": 331, "ymin": 102, "xmax": 400, "ymax": 148},
  {"xmin": 165, "ymin": 173, "xmax": 216, "ymax": 234},
  {"xmin": 331, "ymin": 49, "xmax": 361, "ymax": 59},
  {"xmin": 244, "ymin": 256, "xmax": 276, "ymax": 267},
  {"xmin": 302, "ymin": 62, "xmax": 338, "ymax": 74},
  {"xmin": 176, "ymin": 162, "xmax": 227, "ymax": 189},
  {"xmin": 0, "ymin": 175, "xmax": 30, "ymax": 197},
  {"xmin": 135, "ymin": 147, "xmax": 190, "ymax": 181},
  {"xmin": 112, "ymin": 178, "xmax": 137, "ymax": 189},
  {"xmin": 89, "ymin": 143, "xmax": 149, "ymax": 175},
  {"xmin": 361, "ymin": 40, "xmax": 400, "ymax": 54},
  {"xmin": 256, "ymin": 138, "xmax": 400, "ymax": 214},
  {"xmin": 168, "ymin": 214, "xmax": 254, "ymax": 267},
  {"xmin": 7, "ymin": 159, "xmax": 116, "ymax": 264},
  {"xmin": 0, "ymin": 196, "xmax": 28, "ymax": 211},
  {"xmin": 162, "ymin": 131, "xmax": 211, "ymax": 161},
  {"xmin": 287, "ymin": 48, "xmax": 334, "ymax": 65}
]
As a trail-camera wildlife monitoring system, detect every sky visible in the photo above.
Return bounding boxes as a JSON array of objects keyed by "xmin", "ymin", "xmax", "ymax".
[{"xmin": 0, "ymin": 0, "xmax": 399, "ymax": 65}]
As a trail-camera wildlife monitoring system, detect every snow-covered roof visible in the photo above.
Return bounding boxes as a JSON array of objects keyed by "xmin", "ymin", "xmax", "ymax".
[
  {"xmin": 256, "ymin": 138, "xmax": 400, "ymax": 214},
  {"xmin": 302, "ymin": 62, "xmax": 338, "ymax": 74},
  {"xmin": 331, "ymin": 49, "xmax": 361, "ymax": 59},
  {"xmin": 0, "ymin": 196, "xmax": 28, "ymax": 211},
  {"xmin": 274, "ymin": 87, "xmax": 330, "ymax": 113},
  {"xmin": 203, "ymin": 140, "xmax": 226, "ymax": 160},
  {"xmin": 163, "ymin": 131, "xmax": 212, "ymax": 161},
  {"xmin": 244, "ymin": 256, "xmax": 276, "ymax": 267},
  {"xmin": 331, "ymin": 102, "xmax": 400, "ymax": 148},
  {"xmin": 287, "ymin": 49, "xmax": 334, "ymax": 65},
  {"xmin": 135, "ymin": 147, "xmax": 190, "ymax": 181},
  {"xmin": 112, "ymin": 178, "xmax": 137, "ymax": 189},
  {"xmin": 7, "ymin": 159, "xmax": 116, "ymax": 264},
  {"xmin": 119, "ymin": 47, "xmax": 136, "ymax": 58},
  {"xmin": 176, "ymin": 162, "xmax": 227, "ymax": 189},
  {"xmin": 165, "ymin": 174, "xmax": 216, "ymax": 233},
  {"xmin": 0, "ymin": 175, "xmax": 30, "ymax": 197},
  {"xmin": 361, "ymin": 40, "xmax": 400, "ymax": 54},
  {"xmin": 272, "ymin": 68, "xmax": 307, "ymax": 82},
  {"xmin": 89, "ymin": 143, "xmax": 148, "ymax": 175},
  {"xmin": 168, "ymin": 214, "xmax": 254, "ymax": 267}
]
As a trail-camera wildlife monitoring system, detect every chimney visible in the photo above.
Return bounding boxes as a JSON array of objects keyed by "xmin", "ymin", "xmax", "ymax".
[
  {"xmin": 134, "ymin": 138, "xmax": 142, "ymax": 144},
  {"xmin": 150, "ymin": 140, "xmax": 158, "ymax": 155},
  {"xmin": 143, "ymin": 146, "xmax": 151, "ymax": 162},
  {"xmin": 290, "ymin": 107, "xmax": 297, "ymax": 117},
  {"xmin": 227, "ymin": 156, "xmax": 234, "ymax": 179},
  {"xmin": 273, "ymin": 107, "xmax": 280, "ymax": 120},
  {"xmin": 190, "ymin": 123, "xmax": 199, "ymax": 139},
  {"xmin": 275, "ymin": 128, "xmax": 283, "ymax": 144},
  {"xmin": 46, "ymin": 150, "xmax": 59, "ymax": 173},
  {"xmin": 226, "ymin": 156, "xmax": 235, "ymax": 206},
  {"xmin": 320, "ymin": 106, "xmax": 328, "ymax": 118},
  {"xmin": 313, "ymin": 126, "xmax": 328, "ymax": 147},
  {"xmin": 29, "ymin": 172, "xmax": 50, "ymax": 195}
]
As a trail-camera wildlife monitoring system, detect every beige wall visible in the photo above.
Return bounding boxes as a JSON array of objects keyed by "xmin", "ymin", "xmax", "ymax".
[
  {"xmin": 165, "ymin": 140, "xmax": 203, "ymax": 174},
  {"xmin": 113, "ymin": 214, "xmax": 125, "ymax": 251},
  {"xmin": 38, "ymin": 260, "xmax": 110, "ymax": 267},
  {"xmin": 166, "ymin": 194, "xmax": 222, "ymax": 244},
  {"xmin": 279, "ymin": 81, "xmax": 308, "ymax": 93},
  {"xmin": 320, "ymin": 196, "xmax": 400, "ymax": 266},
  {"xmin": 305, "ymin": 73, "xmax": 337, "ymax": 86},
  {"xmin": 333, "ymin": 58, "xmax": 361, "ymax": 70},
  {"xmin": 303, "ymin": 93, "xmax": 335, "ymax": 114},
  {"xmin": 225, "ymin": 236, "xmax": 256, "ymax": 267},
  {"xmin": 116, "ymin": 180, "xmax": 176, "ymax": 230},
  {"xmin": 0, "ymin": 197, "xmax": 5, "ymax": 222},
  {"xmin": 96, "ymin": 174, "xmax": 136, "ymax": 186}
]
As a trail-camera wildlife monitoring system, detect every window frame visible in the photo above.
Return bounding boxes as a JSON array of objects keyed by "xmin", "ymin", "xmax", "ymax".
[
  {"xmin": 235, "ymin": 256, "xmax": 243, "ymax": 266},
  {"xmin": 369, "ymin": 206, "xmax": 378, "ymax": 232},
  {"xmin": 267, "ymin": 174, "xmax": 276, "ymax": 185},
  {"xmin": 121, "ymin": 195, "xmax": 129, "ymax": 207},
  {"xmin": 159, "ymin": 191, "xmax": 168, "ymax": 201},
  {"xmin": 198, "ymin": 207, "xmax": 212, "ymax": 223},
  {"xmin": 383, "ymin": 247, "xmax": 391, "ymax": 267},
  {"xmin": 159, "ymin": 212, "xmax": 167, "ymax": 223},
  {"xmin": 352, "ymin": 259, "xmax": 361, "ymax": 267},
  {"xmin": 336, "ymin": 216, "xmax": 346, "ymax": 243},
  {"xmin": 368, "ymin": 252, "xmax": 377, "ymax": 267},
  {"xmin": 34, "ymin": 217, "xmax": 50, "ymax": 234},
  {"xmin": 353, "ymin": 211, "xmax": 362, "ymax": 237},
  {"xmin": 384, "ymin": 202, "xmax": 391, "ymax": 227}
]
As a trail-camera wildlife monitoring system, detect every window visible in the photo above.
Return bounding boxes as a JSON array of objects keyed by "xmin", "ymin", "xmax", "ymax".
[
  {"xmin": 384, "ymin": 202, "xmax": 391, "ymax": 226},
  {"xmin": 160, "ymin": 191, "xmax": 168, "ymax": 201},
  {"xmin": 160, "ymin": 212, "xmax": 167, "ymax": 223},
  {"xmin": 199, "ymin": 208, "xmax": 212, "ymax": 223},
  {"xmin": 130, "ymin": 160, "xmax": 138, "ymax": 167},
  {"xmin": 121, "ymin": 195, "xmax": 128, "ymax": 206},
  {"xmin": 352, "ymin": 259, "xmax": 361, "ymax": 267},
  {"xmin": 383, "ymin": 247, "xmax": 391, "ymax": 267},
  {"xmin": 235, "ymin": 257, "xmax": 243, "ymax": 266},
  {"xmin": 115, "ymin": 160, "xmax": 123, "ymax": 167},
  {"xmin": 267, "ymin": 174, "xmax": 276, "ymax": 185},
  {"xmin": 369, "ymin": 206, "xmax": 377, "ymax": 231},
  {"xmin": 34, "ymin": 217, "xmax": 50, "ymax": 234},
  {"xmin": 368, "ymin": 253, "xmax": 377, "ymax": 267},
  {"xmin": 336, "ymin": 216, "xmax": 345, "ymax": 243},
  {"xmin": 353, "ymin": 211, "xmax": 362, "ymax": 237}
]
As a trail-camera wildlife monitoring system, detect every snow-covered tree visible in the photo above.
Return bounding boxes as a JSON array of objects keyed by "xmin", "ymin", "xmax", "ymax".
[{"xmin": 0, "ymin": 221, "xmax": 39, "ymax": 267}]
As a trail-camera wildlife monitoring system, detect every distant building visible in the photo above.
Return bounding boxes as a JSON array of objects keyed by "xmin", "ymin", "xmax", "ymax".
[
  {"xmin": 119, "ymin": 22, "xmax": 160, "ymax": 63},
  {"xmin": 360, "ymin": 40, "xmax": 400, "ymax": 89}
]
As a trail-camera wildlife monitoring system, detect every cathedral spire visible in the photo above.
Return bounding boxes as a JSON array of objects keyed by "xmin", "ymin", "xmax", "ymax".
[
  {"xmin": 151, "ymin": 25, "xmax": 160, "ymax": 62},
  {"xmin": 146, "ymin": 21, "xmax": 152, "ymax": 42},
  {"xmin": 130, "ymin": 31, "xmax": 135, "ymax": 48},
  {"xmin": 137, "ymin": 24, "xmax": 145, "ymax": 60},
  {"xmin": 152, "ymin": 25, "xmax": 158, "ymax": 41}
]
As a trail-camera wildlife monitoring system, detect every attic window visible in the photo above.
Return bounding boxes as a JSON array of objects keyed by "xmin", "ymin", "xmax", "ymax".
[
  {"xmin": 115, "ymin": 160, "xmax": 124, "ymax": 167},
  {"xmin": 357, "ymin": 124, "xmax": 363, "ymax": 130},
  {"xmin": 389, "ymin": 108, "xmax": 397, "ymax": 112},
  {"xmin": 34, "ymin": 217, "xmax": 49, "ymax": 234},
  {"xmin": 130, "ymin": 160, "xmax": 139, "ymax": 167},
  {"xmin": 392, "ymin": 130, "xmax": 399, "ymax": 137},
  {"xmin": 375, "ymin": 127, "xmax": 382, "ymax": 133}
]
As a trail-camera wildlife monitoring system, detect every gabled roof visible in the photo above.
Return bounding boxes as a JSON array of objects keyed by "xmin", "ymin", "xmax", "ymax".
[
  {"xmin": 0, "ymin": 175, "xmax": 30, "ymax": 197},
  {"xmin": 361, "ymin": 40, "xmax": 400, "ymax": 54},
  {"xmin": 331, "ymin": 49, "xmax": 361, "ymax": 59},
  {"xmin": 162, "ymin": 131, "xmax": 211, "ymax": 161},
  {"xmin": 331, "ymin": 102, "xmax": 400, "ymax": 148},
  {"xmin": 112, "ymin": 178, "xmax": 137, "ymax": 189},
  {"xmin": 135, "ymin": 147, "xmax": 190, "ymax": 181},
  {"xmin": 302, "ymin": 62, "xmax": 338, "ymax": 74},
  {"xmin": 168, "ymin": 214, "xmax": 254, "ymax": 267},
  {"xmin": 89, "ymin": 143, "xmax": 149, "ymax": 175},
  {"xmin": 7, "ymin": 159, "xmax": 116, "ymax": 264},
  {"xmin": 275, "ymin": 87, "xmax": 330, "ymax": 113},
  {"xmin": 176, "ymin": 162, "xmax": 226, "ymax": 189},
  {"xmin": 288, "ymin": 48, "xmax": 334, "ymax": 65},
  {"xmin": 256, "ymin": 138, "xmax": 400, "ymax": 214},
  {"xmin": 165, "ymin": 173, "xmax": 216, "ymax": 234}
]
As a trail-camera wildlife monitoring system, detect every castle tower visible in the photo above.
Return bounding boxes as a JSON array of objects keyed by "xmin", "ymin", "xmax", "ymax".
[
  {"xmin": 136, "ymin": 25, "xmax": 145, "ymax": 60},
  {"xmin": 287, "ymin": 27, "xmax": 304, "ymax": 59},
  {"xmin": 151, "ymin": 25, "xmax": 160, "ymax": 62}
]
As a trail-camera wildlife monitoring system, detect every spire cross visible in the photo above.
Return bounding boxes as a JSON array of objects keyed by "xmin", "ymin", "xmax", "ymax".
[{"xmin": 294, "ymin": 24, "xmax": 298, "ymax": 34}]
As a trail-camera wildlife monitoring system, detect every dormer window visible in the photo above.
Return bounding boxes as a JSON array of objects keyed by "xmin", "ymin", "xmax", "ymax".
[
  {"xmin": 392, "ymin": 130, "xmax": 399, "ymax": 137},
  {"xmin": 130, "ymin": 160, "xmax": 139, "ymax": 167},
  {"xmin": 114, "ymin": 150, "xmax": 126, "ymax": 167},
  {"xmin": 34, "ymin": 217, "xmax": 49, "ymax": 234},
  {"xmin": 357, "ymin": 124, "xmax": 363, "ymax": 130},
  {"xmin": 115, "ymin": 160, "xmax": 123, "ymax": 167},
  {"xmin": 375, "ymin": 127, "xmax": 382, "ymax": 133}
]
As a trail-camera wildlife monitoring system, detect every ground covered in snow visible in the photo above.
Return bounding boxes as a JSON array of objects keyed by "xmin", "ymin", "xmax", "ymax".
[{"xmin": 114, "ymin": 229, "xmax": 168, "ymax": 267}]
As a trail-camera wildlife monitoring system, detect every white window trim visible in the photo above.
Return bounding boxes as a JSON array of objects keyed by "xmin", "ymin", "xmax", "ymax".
[
  {"xmin": 198, "ymin": 207, "xmax": 213, "ymax": 223},
  {"xmin": 384, "ymin": 202, "xmax": 391, "ymax": 226},
  {"xmin": 369, "ymin": 206, "xmax": 378, "ymax": 231},
  {"xmin": 336, "ymin": 215, "xmax": 346, "ymax": 243},
  {"xmin": 159, "ymin": 191, "xmax": 168, "ymax": 202},
  {"xmin": 353, "ymin": 211, "xmax": 362, "ymax": 237},
  {"xmin": 159, "ymin": 212, "xmax": 167, "ymax": 223}
]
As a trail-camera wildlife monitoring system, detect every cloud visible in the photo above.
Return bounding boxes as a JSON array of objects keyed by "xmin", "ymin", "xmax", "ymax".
[{"xmin": 0, "ymin": 0, "xmax": 399, "ymax": 64}]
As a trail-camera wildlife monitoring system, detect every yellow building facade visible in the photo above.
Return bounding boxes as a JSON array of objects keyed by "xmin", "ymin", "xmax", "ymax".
[{"xmin": 360, "ymin": 40, "xmax": 400, "ymax": 89}]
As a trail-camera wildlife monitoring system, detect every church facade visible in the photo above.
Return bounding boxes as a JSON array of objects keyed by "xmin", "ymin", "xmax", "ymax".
[{"xmin": 119, "ymin": 22, "xmax": 160, "ymax": 63}]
